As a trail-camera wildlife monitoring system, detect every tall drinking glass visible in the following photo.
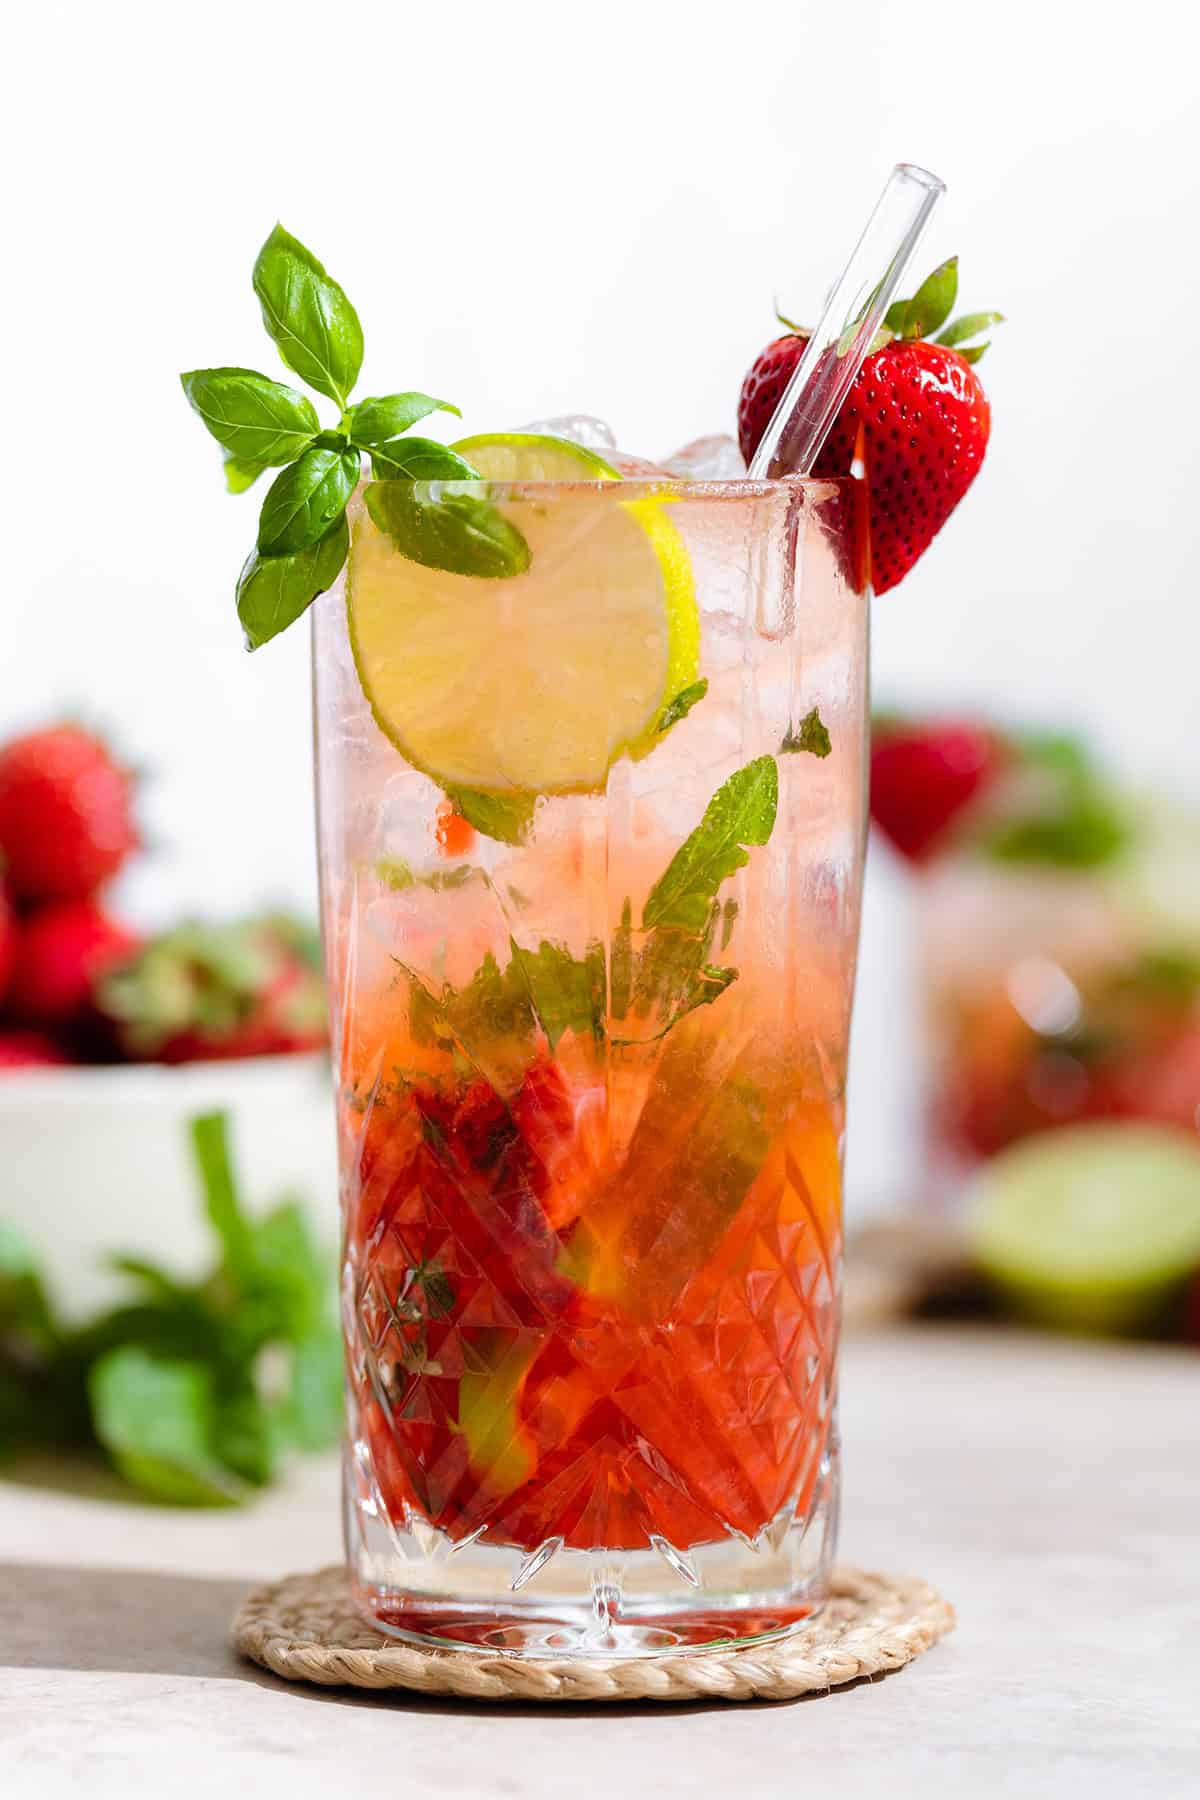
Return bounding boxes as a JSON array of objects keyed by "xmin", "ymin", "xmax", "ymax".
[{"xmin": 314, "ymin": 473, "xmax": 869, "ymax": 1656}]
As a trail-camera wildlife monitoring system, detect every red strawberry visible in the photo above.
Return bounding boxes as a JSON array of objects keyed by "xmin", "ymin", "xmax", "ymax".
[
  {"xmin": 738, "ymin": 259, "xmax": 1000, "ymax": 593},
  {"xmin": 870, "ymin": 720, "xmax": 1004, "ymax": 862},
  {"xmin": 0, "ymin": 884, "xmax": 14, "ymax": 1004},
  {"xmin": 0, "ymin": 1029, "xmax": 68, "ymax": 1070},
  {"xmin": 93, "ymin": 916, "xmax": 326, "ymax": 1062},
  {"xmin": 0, "ymin": 725, "xmax": 139, "ymax": 902},
  {"xmin": 8, "ymin": 900, "xmax": 139, "ymax": 1026}
]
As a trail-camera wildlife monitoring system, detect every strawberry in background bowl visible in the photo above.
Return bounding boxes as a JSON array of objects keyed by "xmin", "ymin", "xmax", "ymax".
[{"xmin": 0, "ymin": 720, "xmax": 336, "ymax": 1316}]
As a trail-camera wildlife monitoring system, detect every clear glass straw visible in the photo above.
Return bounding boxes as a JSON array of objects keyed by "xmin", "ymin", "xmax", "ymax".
[{"xmin": 748, "ymin": 162, "xmax": 946, "ymax": 479}]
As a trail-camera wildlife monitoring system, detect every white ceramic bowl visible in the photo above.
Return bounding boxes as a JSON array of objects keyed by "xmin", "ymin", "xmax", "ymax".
[{"xmin": 0, "ymin": 1053, "xmax": 339, "ymax": 1320}]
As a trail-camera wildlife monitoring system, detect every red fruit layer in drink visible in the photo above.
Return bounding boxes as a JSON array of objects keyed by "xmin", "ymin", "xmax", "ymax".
[{"xmin": 344, "ymin": 1051, "xmax": 841, "ymax": 1556}]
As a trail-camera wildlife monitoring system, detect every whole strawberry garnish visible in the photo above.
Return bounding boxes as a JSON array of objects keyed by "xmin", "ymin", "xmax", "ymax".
[
  {"xmin": 8, "ymin": 900, "xmax": 139, "ymax": 1027},
  {"xmin": 738, "ymin": 259, "xmax": 1001, "ymax": 593},
  {"xmin": 0, "ymin": 1029, "xmax": 68, "ymax": 1070},
  {"xmin": 94, "ymin": 916, "xmax": 326, "ymax": 1062},
  {"xmin": 870, "ymin": 718, "xmax": 1005, "ymax": 862},
  {"xmin": 0, "ymin": 725, "xmax": 139, "ymax": 902}
]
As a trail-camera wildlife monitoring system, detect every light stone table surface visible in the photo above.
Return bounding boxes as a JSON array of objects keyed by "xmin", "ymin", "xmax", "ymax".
[{"xmin": 3, "ymin": 1325, "xmax": 1197, "ymax": 1799}]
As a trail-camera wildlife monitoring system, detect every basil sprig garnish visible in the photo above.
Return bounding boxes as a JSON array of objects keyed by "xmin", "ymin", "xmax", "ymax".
[{"xmin": 182, "ymin": 226, "xmax": 528, "ymax": 649}]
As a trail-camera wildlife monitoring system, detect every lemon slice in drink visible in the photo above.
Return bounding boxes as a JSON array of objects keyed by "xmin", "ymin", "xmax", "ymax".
[
  {"xmin": 347, "ymin": 433, "xmax": 698, "ymax": 796},
  {"xmin": 967, "ymin": 1124, "xmax": 1200, "ymax": 1332}
]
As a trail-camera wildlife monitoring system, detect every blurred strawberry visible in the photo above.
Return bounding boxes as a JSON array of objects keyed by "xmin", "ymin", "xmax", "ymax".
[
  {"xmin": 0, "ymin": 882, "xmax": 14, "ymax": 1004},
  {"xmin": 93, "ymin": 916, "xmax": 326, "ymax": 1062},
  {"xmin": 0, "ymin": 1029, "xmax": 68, "ymax": 1070},
  {"xmin": 870, "ymin": 720, "xmax": 1005, "ymax": 863},
  {"xmin": 0, "ymin": 725, "xmax": 139, "ymax": 903},
  {"xmin": 8, "ymin": 900, "xmax": 139, "ymax": 1027},
  {"xmin": 738, "ymin": 258, "xmax": 1000, "ymax": 593}
]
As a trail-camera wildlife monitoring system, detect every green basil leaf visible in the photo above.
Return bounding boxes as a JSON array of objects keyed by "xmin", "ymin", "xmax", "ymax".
[
  {"xmin": 781, "ymin": 706, "xmax": 832, "ymax": 758},
  {"xmin": 365, "ymin": 481, "xmax": 531, "ymax": 580},
  {"xmin": 180, "ymin": 367, "xmax": 320, "ymax": 464},
  {"xmin": 369, "ymin": 438, "xmax": 478, "ymax": 480},
  {"xmin": 643, "ymin": 756, "xmax": 778, "ymax": 931},
  {"xmin": 898, "ymin": 256, "xmax": 958, "ymax": 339},
  {"xmin": 190, "ymin": 1112, "xmax": 255, "ymax": 1283},
  {"xmin": 0, "ymin": 1221, "xmax": 58, "ymax": 1352},
  {"xmin": 279, "ymin": 1325, "xmax": 343, "ymax": 1451},
  {"xmin": 252, "ymin": 224, "xmax": 364, "ymax": 409},
  {"xmin": 224, "ymin": 455, "xmax": 270, "ymax": 494},
  {"xmin": 444, "ymin": 786, "xmax": 536, "ymax": 845},
  {"xmin": 236, "ymin": 513, "xmax": 349, "ymax": 650},
  {"xmin": 347, "ymin": 393, "xmax": 460, "ymax": 446},
  {"xmin": 657, "ymin": 678, "xmax": 708, "ymax": 733},
  {"xmin": 89, "ymin": 1348, "xmax": 242, "ymax": 1505},
  {"xmin": 212, "ymin": 1382, "xmax": 278, "ymax": 1487},
  {"xmin": 257, "ymin": 446, "xmax": 359, "ymax": 555},
  {"xmin": 936, "ymin": 310, "xmax": 1005, "ymax": 349}
]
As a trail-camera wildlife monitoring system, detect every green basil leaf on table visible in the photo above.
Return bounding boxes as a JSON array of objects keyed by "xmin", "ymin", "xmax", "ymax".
[
  {"xmin": 237, "ymin": 512, "xmax": 349, "ymax": 650},
  {"xmin": 88, "ymin": 1347, "xmax": 242, "ymax": 1506},
  {"xmin": 252, "ymin": 224, "xmax": 364, "ymax": 409},
  {"xmin": 180, "ymin": 367, "xmax": 319, "ymax": 464},
  {"xmin": 257, "ymin": 446, "xmax": 359, "ymax": 555},
  {"xmin": 346, "ymin": 392, "xmax": 460, "ymax": 445}
]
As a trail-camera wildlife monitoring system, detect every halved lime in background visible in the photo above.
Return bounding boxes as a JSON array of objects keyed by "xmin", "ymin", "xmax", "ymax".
[
  {"xmin": 967, "ymin": 1124, "xmax": 1200, "ymax": 1332},
  {"xmin": 347, "ymin": 433, "xmax": 698, "ymax": 796}
]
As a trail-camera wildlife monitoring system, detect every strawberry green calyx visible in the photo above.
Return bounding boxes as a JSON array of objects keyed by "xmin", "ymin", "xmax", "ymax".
[{"xmin": 880, "ymin": 256, "xmax": 1005, "ymax": 363}]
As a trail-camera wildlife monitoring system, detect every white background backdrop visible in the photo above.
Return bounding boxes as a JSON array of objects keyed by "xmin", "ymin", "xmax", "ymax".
[{"xmin": 4, "ymin": 0, "xmax": 1198, "ymax": 1209}]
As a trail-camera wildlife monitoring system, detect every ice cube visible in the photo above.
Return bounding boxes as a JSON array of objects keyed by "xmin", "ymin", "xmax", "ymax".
[
  {"xmin": 605, "ymin": 450, "xmax": 673, "ymax": 477},
  {"xmin": 662, "ymin": 435, "xmax": 747, "ymax": 481},
  {"xmin": 515, "ymin": 413, "xmax": 617, "ymax": 451}
]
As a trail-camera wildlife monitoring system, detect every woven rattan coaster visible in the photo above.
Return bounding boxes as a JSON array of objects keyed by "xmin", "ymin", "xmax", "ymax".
[{"xmin": 232, "ymin": 1565, "xmax": 954, "ymax": 1704}]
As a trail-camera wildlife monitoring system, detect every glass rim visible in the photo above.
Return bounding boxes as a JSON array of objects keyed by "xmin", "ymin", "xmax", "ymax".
[{"xmin": 358, "ymin": 474, "xmax": 856, "ymax": 504}]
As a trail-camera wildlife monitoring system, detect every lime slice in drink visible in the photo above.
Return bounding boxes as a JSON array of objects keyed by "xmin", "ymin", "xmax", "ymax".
[
  {"xmin": 347, "ymin": 432, "xmax": 698, "ymax": 796},
  {"xmin": 967, "ymin": 1123, "xmax": 1200, "ymax": 1332}
]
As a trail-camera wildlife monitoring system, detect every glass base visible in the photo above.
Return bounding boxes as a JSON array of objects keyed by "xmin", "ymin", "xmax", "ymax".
[{"xmin": 345, "ymin": 1438, "xmax": 839, "ymax": 1661}]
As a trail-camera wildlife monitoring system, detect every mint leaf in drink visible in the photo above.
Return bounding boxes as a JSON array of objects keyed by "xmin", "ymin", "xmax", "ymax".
[
  {"xmin": 347, "ymin": 393, "xmax": 461, "ymax": 446},
  {"xmin": 366, "ymin": 479, "xmax": 531, "ymax": 580},
  {"xmin": 224, "ymin": 456, "xmax": 270, "ymax": 494},
  {"xmin": 657, "ymin": 678, "xmax": 708, "ymax": 733},
  {"xmin": 237, "ymin": 512, "xmax": 349, "ymax": 650},
  {"xmin": 781, "ymin": 706, "xmax": 832, "ymax": 758},
  {"xmin": 443, "ymin": 786, "xmax": 535, "ymax": 846},
  {"xmin": 252, "ymin": 225, "xmax": 363, "ymax": 409},
  {"xmin": 512, "ymin": 938, "xmax": 606, "ymax": 1052},
  {"xmin": 377, "ymin": 857, "xmax": 478, "ymax": 892},
  {"xmin": 257, "ymin": 445, "xmax": 359, "ymax": 555},
  {"xmin": 181, "ymin": 368, "xmax": 320, "ymax": 465},
  {"xmin": 643, "ymin": 755, "xmax": 779, "ymax": 931},
  {"xmin": 369, "ymin": 439, "xmax": 478, "ymax": 480}
]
